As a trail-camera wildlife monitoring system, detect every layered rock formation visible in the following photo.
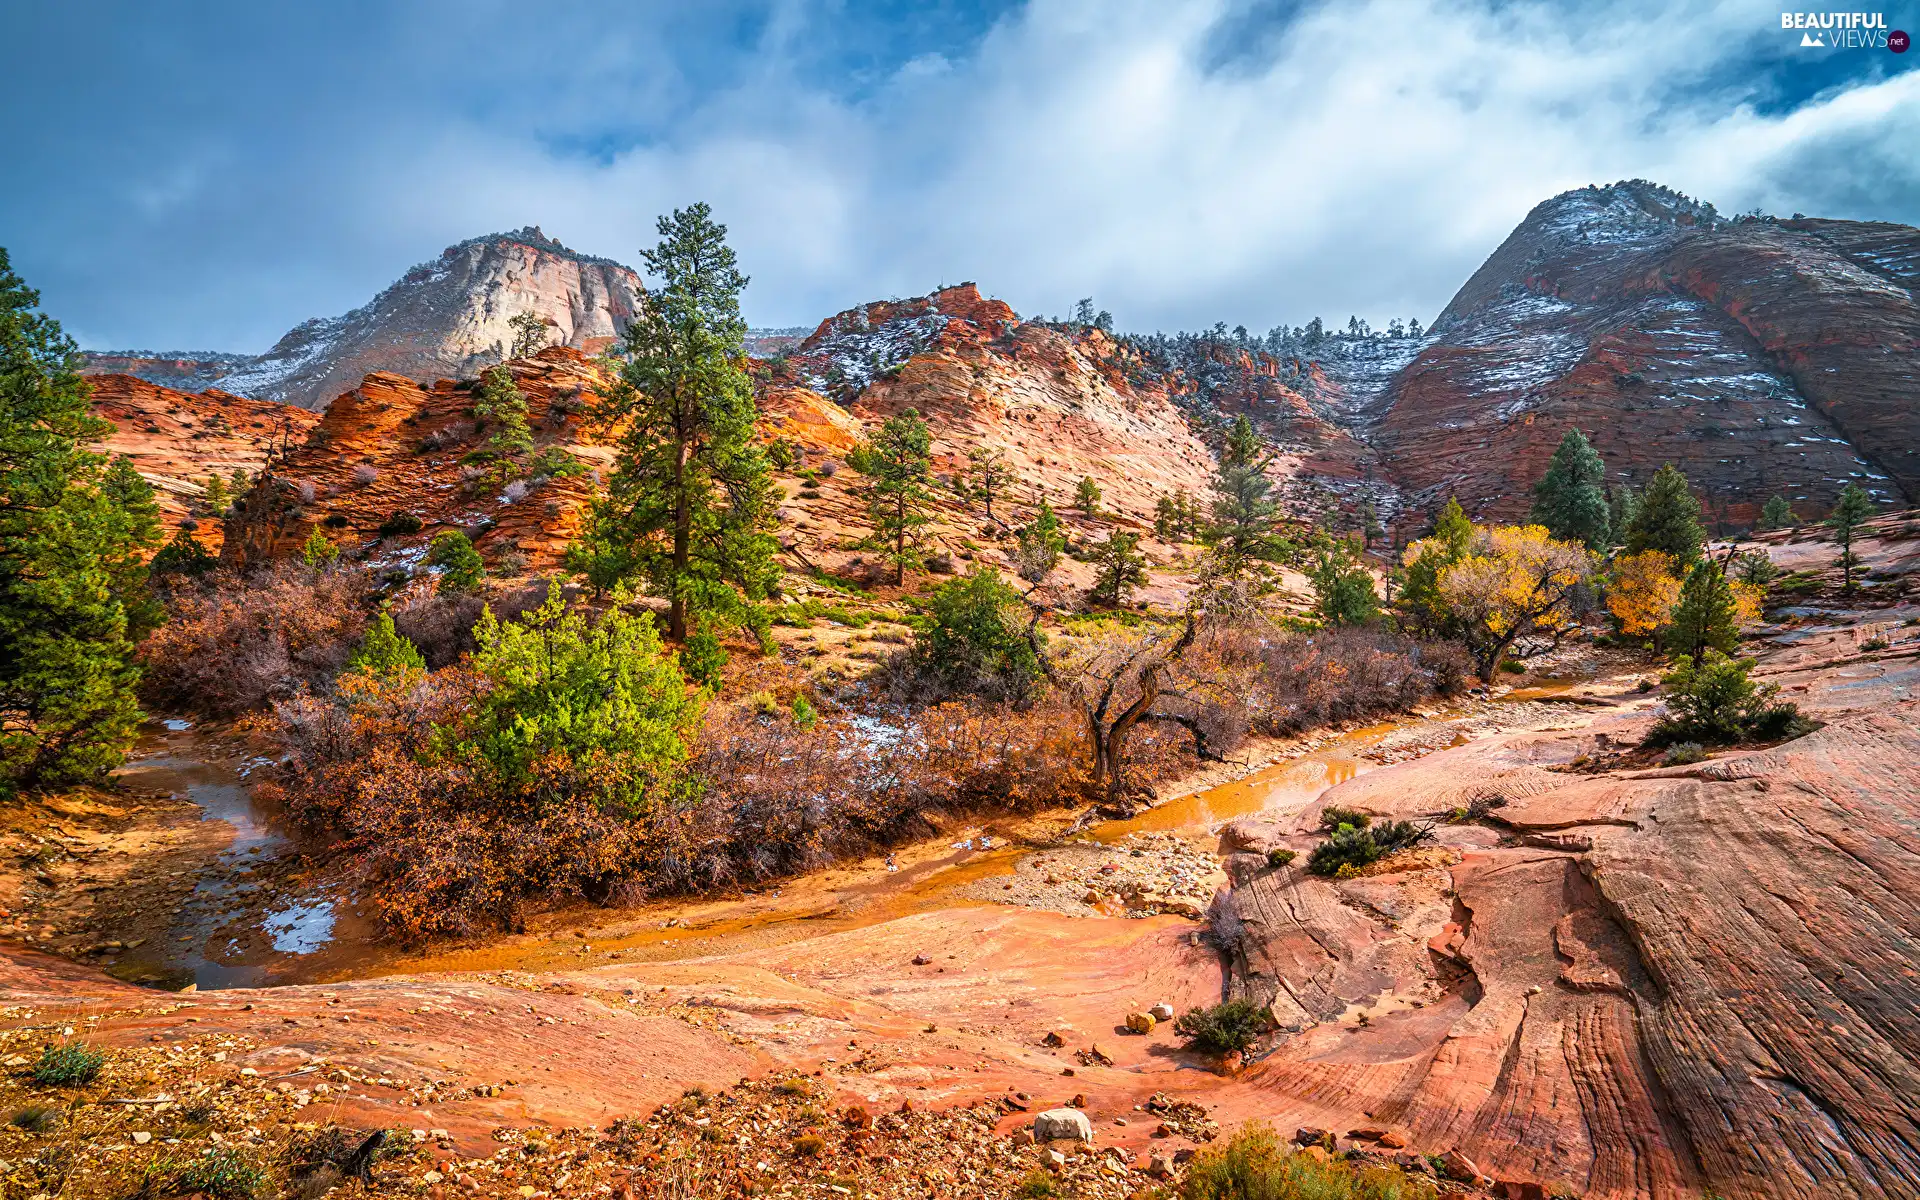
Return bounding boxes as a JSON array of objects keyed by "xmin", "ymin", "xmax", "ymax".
[
  {"xmin": 1369, "ymin": 181, "xmax": 1918, "ymax": 528},
  {"xmin": 86, "ymin": 228, "xmax": 643, "ymax": 410},
  {"xmin": 219, "ymin": 346, "xmax": 613, "ymax": 576},
  {"xmin": 88, "ymin": 373, "xmax": 320, "ymax": 551}
]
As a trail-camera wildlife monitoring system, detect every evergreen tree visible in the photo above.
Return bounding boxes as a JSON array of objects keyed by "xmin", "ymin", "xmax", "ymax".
[
  {"xmin": 428, "ymin": 529, "xmax": 485, "ymax": 593},
  {"xmin": 1529, "ymin": 428, "xmax": 1610, "ymax": 549},
  {"xmin": 586, "ymin": 204, "xmax": 778, "ymax": 640},
  {"xmin": 100, "ymin": 455, "xmax": 164, "ymax": 638},
  {"xmin": 507, "ymin": 311, "xmax": 552, "ymax": 360},
  {"xmin": 1606, "ymin": 484, "xmax": 1640, "ymax": 548},
  {"xmin": 1357, "ymin": 499, "xmax": 1384, "ymax": 549},
  {"xmin": 966, "ymin": 446, "xmax": 1010, "ymax": 523},
  {"xmin": 203, "ymin": 472, "xmax": 229, "ymax": 513},
  {"xmin": 1666, "ymin": 557, "xmax": 1740, "ymax": 661},
  {"xmin": 1074, "ymin": 475, "xmax": 1102, "ymax": 518},
  {"xmin": 1308, "ymin": 533, "xmax": 1380, "ymax": 626},
  {"xmin": 1622, "ymin": 465, "xmax": 1704, "ymax": 566},
  {"xmin": 1154, "ymin": 489, "xmax": 1202, "ymax": 543},
  {"xmin": 1759, "ymin": 494, "xmax": 1795, "ymax": 531},
  {"xmin": 301, "ymin": 527, "xmax": 339, "ymax": 570},
  {"xmin": 0, "ymin": 249, "xmax": 145, "ymax": 794},
  {"xmin": 913, "ymin": 565, "xmax": 1042, "ymax": 700},
  {"xmin": 150, "ymin": 527, "xmax": 217, "ymax": 579},
  {"xmin": 848, "ymin": 408, "xmax": 934, "ymax": 585},
  {"xmin": 346, "ymin": 605, "xmax": 426, "ymax": 676},
  {"xmin": 1202, "ymin": 415, "xmax": 1289, "ymax": 593},
  {"xmin": 229, "ymin": 466, "xmax": 251, "ymax": 497},
  {"xmin": 1015, "ymin": 500, "xmax": 1066, "ymax": 584},
  {"xmin": 472, "ymin": 365, "xmax": 534, "ymax": 460},
  {"xmin": 563, "ymin": 504, "xmax": 641, "ymax": 599},
  {"xmin": 1828, "ymin": 483, "xmax": 1876, "ymax": 594},
  {"xmin": 1089, "ymin": 530, "xmax": 1148, "ymax": 607}
]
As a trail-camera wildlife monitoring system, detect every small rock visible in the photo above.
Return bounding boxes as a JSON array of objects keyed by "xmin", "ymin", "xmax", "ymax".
[
  {"xmin": 1147, "ymin": 1152, "xmax": 1176, "ymax": 1179},
  {"xmin": 1347, "ymin": 1125, "xmax": 1389, "ymax": 1142},
  {"xmin": 1047, "ymin": 1149, "xmax": 1068, "ymax": 1168},
  {"xmin": 1440, "ymin": 1149, "xmax": 1484, "ymax": 1182},
  {"xmin": 1042, "ymin": 1030, "xmax": 1067, "ymax": 1047},
  {"xmin": 131, "ymin": 1132, "xmax": 152, "ymax": 1145},
  {"xmin": 1010, "ymin": 1129, "xmax": 1034, "ymax": 1147},
  {"xmin": 1377, "ymin": 1128, "xmax": 1409, "ymax": 1149},
  {"xmin": 1125, "ymin": 1011, "xmax": 1156, "ymax": 1035},
  {"xmin": 1070, "ymin": 1093, "xmax": 1088, "ymax": 1108},
  {"xmin": 1294, "ymin": 1128, "xmax": 1336, "ymax": 1150},
  {"xmin": 422, "ymin": 1172, "xmax": 444, "ymax": 1185},
  {"xmin": 1034, "ymin": 1108, "xmax": 1094, "ymax": 1143},
  {"xmin": 911, "ymin": 954, "xmax": 932, "ymax": 966},
  {"xmin": 1148, "ymin": 1003, "xmax": 1175, "ymax": 1022}
]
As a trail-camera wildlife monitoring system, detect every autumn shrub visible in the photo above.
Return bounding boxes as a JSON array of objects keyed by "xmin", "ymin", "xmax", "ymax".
[
  {"xmin": 1182, "ymin": 1124, "xmax": 1437, "ymax": 1200},
  {"xmin": 389, "ymin": 582, "xmax": 549, "ymax": 669},
  {"xmin": 138, "ymin": 565, "xmax": 368, "ymax": 715},
  {"xmin": 1196, "ymin": 625, "xmax": 1465, "ymax": 739}
]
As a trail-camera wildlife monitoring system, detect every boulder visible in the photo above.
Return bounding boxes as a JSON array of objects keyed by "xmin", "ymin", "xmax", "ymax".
[
  {"xmin": 1219, "ymin": 817, "xmax": 1287, "ymax": 856},
  {"xmin": 1439, "ymin": 1149, "xmax": 1483, "ymax": 1182},
  {"xmin": 1294, "ymin": 1128, "xmax": 1336, "ymax": 1151},
  {"xmin": 1148, "ymin": 1003, "xmax": 1175, "ymax": 1022},
  {"xmin": 1034, "ymin": 1109, "xmax": 1094, "ymax": 1143},
  {"xmin": 1125, "ymin": 1011, "xmax": 1157, "ymax": 1035}
]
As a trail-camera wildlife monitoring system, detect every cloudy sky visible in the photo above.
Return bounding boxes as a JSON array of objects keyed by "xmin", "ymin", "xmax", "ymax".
[{"xmin": 6, "ymin": 0, "xmax": 1917, "ymax": 351}]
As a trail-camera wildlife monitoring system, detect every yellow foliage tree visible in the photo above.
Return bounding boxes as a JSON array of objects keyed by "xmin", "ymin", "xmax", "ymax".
[
  {"xmin": 1437, "ymin": 524, "xmax": 1595, "ymax": 681},
  {"xmin": 1607, "ymin": 550, "xmax": 1682, "ymax": 647},
  {"xmin": 1730, "ymin": 580, "xmax": 1765, "ymax": 630}
]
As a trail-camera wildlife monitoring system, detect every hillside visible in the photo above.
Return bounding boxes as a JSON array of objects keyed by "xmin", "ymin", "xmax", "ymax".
[
  {"xmin": 83, "ymin": 228, "xmax": 643, "ymax": 410},
  {"xmin": 1367, "ymin": 180, "xmax": 1920, "ymax": 529}
]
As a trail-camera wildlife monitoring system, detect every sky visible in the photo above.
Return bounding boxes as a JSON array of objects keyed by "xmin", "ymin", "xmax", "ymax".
[{"xmin": 5, "ymin": 0, "xmax": 1918, "ymax": 352}]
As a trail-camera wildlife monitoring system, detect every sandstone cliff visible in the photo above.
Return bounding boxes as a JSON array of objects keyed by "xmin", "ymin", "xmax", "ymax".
[
  {"xmin": 1371, "ymin": 181, "xmax": 1918, "ymax": 528},
  {"xmin": 85, "ymin": 228, "xmax": 643, "ymax": 411}
]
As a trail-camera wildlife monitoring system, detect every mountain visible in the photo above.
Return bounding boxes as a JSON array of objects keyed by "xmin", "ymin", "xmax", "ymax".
[
  {"xmin": 84, "ymin": 228, "xmax": 644, "ymax": 410},
  {"xmin": 1364, "ymin": 180, "xmax": 1920, "ymax": 529}
]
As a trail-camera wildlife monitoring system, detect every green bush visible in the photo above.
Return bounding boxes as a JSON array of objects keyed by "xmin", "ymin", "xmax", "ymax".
[
  {"xmin": 680, "ymin": 629, "xmax": 728, "ymax": 689},
  {"xmin": 1647, "ymin": 649, "xmax": 1811, "ymax": 747},
  {"xmin": 1182, "ymin": 1124, "xmax": 1438, "ymax": 1200},
  {"xmin": 378, "ymin": 511, "xmax": 424, "ymax": 538},
  {"xmin": 790, "ymin": 694, "xmax": 818, "ymax": 730},
  {"xmin": 1307, "ymin": 819, "xmax": 1433, "ymax": 877},
  {"xmin": 1016, "ymin": 1170, "xmax": 1059, "ymax": 1198},
  {"xmin": 1318, "ymin": 806, "xmax": 1371, "ymax": 831},
  {"xmin": 427, "ymin": 529, "xmax": 485, "ymax": 594},
  {"xmin": 1661, "ymin": 741, "xmax": 1707, "ymax": 766},
  {"xmin": 909, "ymin": 565, "xmax": 1042, "ymax": 702},
  {"xmin": 529, "ymin": 446, "xmax": 589, "ymax": 479},
  {"xmin": 33, "ymin": 1043, "xmax": 105, "ymax": 1087},
  {"xmin": 1173, "ymin": 999, "xmax": 1269, "ymax": 1055},
  {"xmin": 153, "ymin": 1148, "xmax": 264, "ymax": 1200},
  {"xmin": 1266, "ymin": 847, "xmax": 1297, "ymax": 870}
]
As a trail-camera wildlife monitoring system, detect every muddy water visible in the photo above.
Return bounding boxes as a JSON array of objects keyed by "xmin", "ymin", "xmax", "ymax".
[{"xmin": 109, "ymin": 723, "xmax": 373, "ymax": 990}]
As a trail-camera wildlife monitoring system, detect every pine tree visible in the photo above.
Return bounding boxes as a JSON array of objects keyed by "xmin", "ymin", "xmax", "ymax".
[
  {"xmin": 507, "ymin": 311, "xmax": 552, "ymax": 360},
  {"xmin": 1396, "ymin": 498, "xmax": 1472, "ymax": 634},
  {"xmin": 1606, "ymin": 484, "xmax": 1639, "ymax": 548},
  {"xmin": 1090, "ymin": 531, "xmax": 1148, "ymax": 607},
  {"xmin": 1203, "ymin": 416, "xmax": 1289, "ymax": 592},
  {"xmin": 1828, "ymin": 483, "xmax": 1876, "ymax": 594},
  {"xmin": 473, "ymin": 366, "xmax": 534, "ymax": 460},
  {"xmin": 1074, "ymin": 475, "xmax": 1102, "ymax": 518},
  {"xmin": 1308, "ymin": 533, "xmax": 1380, "ymax": 626},
  {"xmin": 150, "ymin": 527, "xmax": 217, "ymax": 579},
  {"xmin": 1666, "ymin": 558, "xmax": 1740, "ymax": 661},
  {"xmin": 966, "ymin": 446, "xmax": 1010, "ymax": 523},
  {"xmin": 1357, "ymin": 499, "xmax": 1384, "ymax": 549},
  {"xmin": 1529, "ymin": 428, "xmax": 1610, "ymax": 549},
  {"xmin": 301, "ymin": 527, "xmax": 339, "ymax": 570},
  {"xmin": 229, "ymin": 466, "xmax": 251, "ymax": 497},
  {"xmin": 1015, "ymin": 500, "xmax": 1066, "ymax": 584},
  {"xmin": 428, "ymin": 529, "xmax": 485, "ymax": 594},
  {"xmin": 586, "ymin": 204, "xmax": 778, "ymax": 640},
  {"xmin": 346, "ymin": 605, "xmax": 425, "ymax": 676},
  {"xmin": 1154, "ymin": 489, "xmax": 1202, "ymax": 543},
  {"xmin": 848, "ymin": 408, "xmax": 934, "ymax": 585},
  {"xmin": 1622, "ymin": 465, "xmax": 1704, "ymax": 566},
  {"xmin": 99, "ymin": 456, "xmax": 164, "ymax": 638},
  {"xmin": 0, "ymin": 249, "xmax": 145, "ymax": 794},
  {"xmin": 202, "ymin": 472, "xmax": 229, "ymax": 513},
  {"xmin": 1759, "ymin": 494, "xmax": 1794, "ymax": 531}
]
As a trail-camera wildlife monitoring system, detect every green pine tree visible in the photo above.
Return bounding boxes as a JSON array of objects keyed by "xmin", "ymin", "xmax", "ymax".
[
  {"xmin": 1666, "ymin": 558, "xmax": 1741, "ymax": 662},
  {"xmin": 848, "ymin": 408, "xmax": 934, "ymax": 585},
  {"xmin": 966, "ymin": 446, "xmax": 1010, "ymax": 523},
  {"xmin": 1396, "ymin": 497, "xmax": 1473, "ymax": 635},
  {"xmin": 1529, "ymin": 428, "xmax": 1610, "ymax": 549},
  {"xmin": 1622, "ymin": 465, "xmax": 1704, "ymax": 566},
  {"xmin": 472, "ymin": 365, "xmax": 534, "ymax": 460},
  {"xmin": 0, "ymin": 249, "xmax": 146, "ymax": 794},
  {"xmin": 100, "ymin": 455, "xmax": 165, "ymax": 638},
  {"xmin": 1606, "ymin": 484, "xmax": 1639, "ymax": 548},
  {"xmin": 1202, "ymin": 415, "xmax": 1290, "ymax": 593},
  {"xmin": 1828, "ymin": 483, "xmax": 1876, "ymax": 594},
  {"xmin": 1154, "ymin": 489, "xmax": 1202, "ymax": 543},
  {"xmin": 301, "ymin": 526, "xmax": 339, "ymax": 570},
  {"xmin": 507, "ymin": 311, "xmax": 552, "ymax": 360},
  {"xmin": 346, "ymin": 605, "xmax": 425, "ymax": 676},
  {"xmin": 1074, "ymin": 475, "xmax": 1103, "ymax": 518},
  {"xmin": 1759, "ymin": 494, "xmax": 1794, "ymax": 531},
  {"xmin": 150, "ymin": 527, "xmax": 217, "ymax": 579},
  {"xmin": 563, "ymin": 504, "xmax": 641, "ymax": 599},
  {"xmin": 1015, "ymin": 500, "xmax": 1066, "ymax": 584},
  {"xmin": 1090, "ymin": 530, "xmax": 1148, "ymax": 607},
  {"xmin": 428, "ymin": 529, "xmax": 485, "ymax": 594},
  {"xmin": 1308, "ymin": 533, "xmax": 1380, "ymax": 627},
  {"xmin": 229, "ymin": 466, "xmax": 251, "ymax": 497},
  {"xmin": 585, "ymin": 204, "xmax": 778, "ymax": 640}
]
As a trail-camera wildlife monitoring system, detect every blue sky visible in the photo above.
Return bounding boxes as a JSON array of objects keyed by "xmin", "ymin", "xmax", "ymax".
[{"xmin": 4, "ymin": 0, "xmax": 1916, "ymax": 352}]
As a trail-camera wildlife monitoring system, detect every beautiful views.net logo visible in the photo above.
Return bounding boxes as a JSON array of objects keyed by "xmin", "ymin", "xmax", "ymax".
[{"xmin": 1780, "ymin": 11, "xmax": 1908, "ymax": 50}]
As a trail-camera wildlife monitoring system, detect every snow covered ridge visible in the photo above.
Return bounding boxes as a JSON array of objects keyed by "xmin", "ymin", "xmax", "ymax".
[{"xmin": 793, "ymin": 307, "xmax": 950, "ymax": 400}]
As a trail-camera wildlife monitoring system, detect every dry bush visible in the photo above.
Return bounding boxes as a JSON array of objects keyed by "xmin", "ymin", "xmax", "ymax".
[
  {"xmin": 138, "ymin": 565, "xmax": 370, "ymax": 715},
  {"xmin": 1193, "ymin": 624, "xmax": 1466, "ymax": 738},
  {"xmin": 390, "ymin": 581, "xmax": 552, "ymax": 669}
]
